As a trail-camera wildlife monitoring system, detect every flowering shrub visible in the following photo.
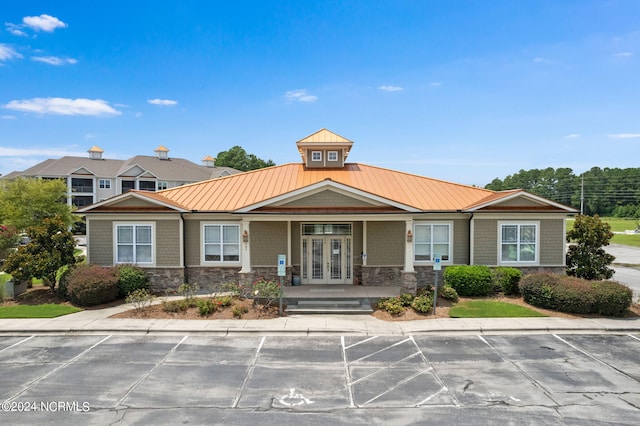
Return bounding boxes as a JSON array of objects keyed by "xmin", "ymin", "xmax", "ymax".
[{"xmin": 251, "ymin": 278, "xmax": 283, "ymax": 309}]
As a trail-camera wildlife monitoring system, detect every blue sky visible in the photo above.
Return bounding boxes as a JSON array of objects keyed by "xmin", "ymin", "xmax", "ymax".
[{"xmin": 1, "ymin": 1, "xmax": 639, "ymax": 186}]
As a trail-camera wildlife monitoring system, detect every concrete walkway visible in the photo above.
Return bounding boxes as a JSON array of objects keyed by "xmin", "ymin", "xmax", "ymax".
[{"xmin": 1, "ymin": 299, "xmax": 639, "ymax": 336}]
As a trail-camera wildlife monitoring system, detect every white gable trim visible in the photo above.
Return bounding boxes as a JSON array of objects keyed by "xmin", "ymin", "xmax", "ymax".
[
  {"xmin": 468, "ymin": 190, "xmax": 577, "ymax": 213},
  {"xmin": 70, "ymin": 166, "xmax": 96, "ymax": 176},
  {"xmin": 236, "ymin": 179, "xmax": 421, "ymax": 213},
  {"xmin": 76, "ymin": 191, "xmax": 189, "ymax": 213},
  {"xmin": 118, "ymin": 163, "xmax": 156, "ymax": 178}
]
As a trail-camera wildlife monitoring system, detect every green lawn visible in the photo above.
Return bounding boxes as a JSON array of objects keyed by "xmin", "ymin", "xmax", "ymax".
[
  {"xmin": 0, "ymin": 304, "xmax": 82, "ymax": 318},
  {"xmin": 449, "ymin": 300, "xmax": 547, "ymax": 318},
  {"xmin": 567, "ymin": 217, "xmax": 640, "ymax": 247}
]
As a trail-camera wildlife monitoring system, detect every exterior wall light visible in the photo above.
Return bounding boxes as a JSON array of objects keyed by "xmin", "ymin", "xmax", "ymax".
[
  {"xmin": 406, "ymin": 230, "xmax": 413, "ymax": 242},
  {"xmin": 243, "ymin": 230, "xmax": 249, "ymax": 243}
]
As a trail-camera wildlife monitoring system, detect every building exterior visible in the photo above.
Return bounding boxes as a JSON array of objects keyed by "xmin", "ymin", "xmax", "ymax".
[
  {"xmin": 2, "ymin": 146, "xmax": 240, "ymax": 209},
  {"xmin": 78, "ymin": 129, "xmax": 577, "ymax": 294}
]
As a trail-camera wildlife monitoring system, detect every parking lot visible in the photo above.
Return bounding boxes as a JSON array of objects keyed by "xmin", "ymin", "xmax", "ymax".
[{"xmin": 1, "ymin": 333, "xmax": 640, "ymax": 424}]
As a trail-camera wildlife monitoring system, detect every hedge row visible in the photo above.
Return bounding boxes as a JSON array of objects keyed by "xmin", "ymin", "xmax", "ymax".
[
  {"xmin": 62, "ymin": 264, "xmax": 150, "ymax": 307},
  {"xmin": 520, "ymin": 273, "xmax": 632, "ymax": 317},
  {"xmin": 443, "ymin": 265, "xmax": 522, "ymax": 297}
]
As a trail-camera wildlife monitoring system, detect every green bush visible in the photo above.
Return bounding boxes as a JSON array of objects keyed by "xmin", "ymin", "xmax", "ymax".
[
  {"xmin": 520, "ymin": 273, "xmax": 633, "ymax": 316},
  {"xmin": 590, "ymin": 280, "xmax": 633, "ymax": 316},
  {"xmin": 399, "ymin": 293, "xmax": 414, "ymax": 307},
  {"xmin": 492, "ymin": 267, "xmax": 522, "ymax": 295},
  {"xmin": 552, "ymin": 277, "xmax": 596, "ymax": 314},
  {"xmin": 376, "ymin": 297, "xmax": 405, "ymax": 315},
  {"xmin": 439, "ymin": 285, "xmax": 459, "ymax": 303},
  {"xmin": 162, "ymin": 298, "xmax": 195, "ymax": 313},
  {"xmin": 66, "ymin": 265, "xmax": 119, "ymax": 307},
  {"xmin": 117, "ymin": 265, "xmax": 150, "ymax": 297},
  {"xmin": 411, "ymin": 294, "xmax": 434, "ymax": 314},
  {"xmin": 213, "ymin": 295, "xmax": 234, "ymax": 307},
  {"xmin": 196, "ymin": 298, "xmax": 217, "ymax": 316},
  {"xmin": 56, "ymin": 264, "xmax": 73, "ymax": 299},
  {"xmin": 520, "ymin": 273, "xmax": 560, "ymax": 309},
  {"xmin": 443, "ymin": 265, "xmax": 493, "ymax": 296},
  {"xmin": 232, "ymin": 305, "xmax": 249, "ymax": 318}
]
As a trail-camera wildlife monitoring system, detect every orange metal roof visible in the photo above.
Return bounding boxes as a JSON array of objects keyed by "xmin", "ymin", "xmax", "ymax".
[{"xmin": 155, "ymin": 163, "xmax": 498, "ymax": 212}]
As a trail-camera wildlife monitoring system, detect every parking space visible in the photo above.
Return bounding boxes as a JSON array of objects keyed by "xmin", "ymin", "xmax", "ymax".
[{"xmin": 0, "ymin": 334, "xmax": 639, "ymax": 424}]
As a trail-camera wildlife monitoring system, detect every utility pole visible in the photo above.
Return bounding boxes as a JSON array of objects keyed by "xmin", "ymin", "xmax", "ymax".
[{"xmin": 580, "ymin": 176, "xmax": 584, "ymax": 215}]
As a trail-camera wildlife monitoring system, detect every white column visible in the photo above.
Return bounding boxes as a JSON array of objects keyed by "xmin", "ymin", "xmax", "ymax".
[
  {"xmin": 240, "ymin": 220, "xmax": 251, "ymax": 273},
  {"xmin": 362, "ymin": 221, "xmax": 368, "ymax": 266},
  {"xmin": 287, "ymin": 221, "xmax": 292, "ymax": 265},
  {"xmin": 404, "ymin": 219, "xmax": 414, "ymax": 272}
]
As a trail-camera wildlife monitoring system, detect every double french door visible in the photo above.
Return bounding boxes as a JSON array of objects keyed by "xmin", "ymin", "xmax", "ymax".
[{"xmin": 302, "ymin": 235, "xmax": 352, "ymax": 284}]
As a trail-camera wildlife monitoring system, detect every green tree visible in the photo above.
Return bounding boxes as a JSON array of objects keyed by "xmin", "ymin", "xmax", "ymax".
[
  {"xmin": 0, "ymin": 177, "xmax": 77, "ymax": 230},
  {"xmin": 3, "ymin": 217, "xmax": 77, "ymax": 289},
  {"xmin": 215, "ymin": 146, "xmax": 275, "ymax": 171},
  {"xmin": 566, "ymin": 214, "xmax": 615, "ymax": 280}
]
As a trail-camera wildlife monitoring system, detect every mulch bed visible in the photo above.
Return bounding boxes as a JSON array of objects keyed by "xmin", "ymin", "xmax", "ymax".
[{"xmin": 4, "ymin": 287, "xmax": 640, "ymax": 321}]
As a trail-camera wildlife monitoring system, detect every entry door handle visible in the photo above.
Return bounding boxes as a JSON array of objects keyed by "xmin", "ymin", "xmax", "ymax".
[{"xmin": 327, "ymin": 262, "xmax": 330, "ymax": 272}]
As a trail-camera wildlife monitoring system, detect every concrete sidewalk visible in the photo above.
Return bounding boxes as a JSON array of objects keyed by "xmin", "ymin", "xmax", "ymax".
[{"xmin": 1, "ymin": 300, "xmax": 639, "ymax": 336}]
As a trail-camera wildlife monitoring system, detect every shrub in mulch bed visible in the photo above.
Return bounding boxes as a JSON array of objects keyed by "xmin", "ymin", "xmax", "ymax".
[{"xmin": 520, "ymin": 272, "xmax": 632, "ymax": 317}]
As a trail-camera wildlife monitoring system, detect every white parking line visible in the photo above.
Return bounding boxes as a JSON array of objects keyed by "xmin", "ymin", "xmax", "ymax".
[
  {"xmin": 553, "ymin": 334, "xmax": 640, "ymax": 384},
  {"xmin": 232, "ymin": 336, "xmax": 265, "ymax": 408},
  {"xmin": 349, "ymin": 337, "xmax": 413, "ymax": 364},
  {"xmin": 341, "ymin": 336, "xmax": 356, "ymax": 407},
  {"xmin": 0, "ymin": 335, "xmax": 34, "ymax": 353},
  {"xmin": 116, "ymin": 335, "xmax": 189, "ymax": 408},
  {"xmin": 5, "ymin": 335, "xmax": 112, "ymax": 403}
]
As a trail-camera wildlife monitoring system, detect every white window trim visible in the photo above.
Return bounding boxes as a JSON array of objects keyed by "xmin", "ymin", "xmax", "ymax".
[
  {"xmin": 99, "ymin": 179, "xmax": 111, "ymax": 189},
  {"xmin": 201, "ymin": 223, "xmax": 241, "ymax": 265},
  {"xmin": 311, "ymin": 151, "xmax": 322, "ymax": 162},
  {"xmin": 413, "ymin": 221, "xmax": 453, "ymax": 264},
  {"xmin": 327, "ymin": 151, "xmax": 338, "ymax": 161},
  {"xmin": 113, "ymin": 222, "xmax": 155, "ymax": 266},
  {"xmin": 158, "ymin": 181, "xmax": 168, "ymax": 190},
  {"xmin": 498, "ymin": 221, "xmax": 540, "ymax": 265}
]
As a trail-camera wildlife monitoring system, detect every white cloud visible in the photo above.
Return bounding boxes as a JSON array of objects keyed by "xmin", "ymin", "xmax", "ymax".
[
  {"xmin": 285, "ymin": 89, "xmax": 318, "ymax": 103},
  {"xmin": 609, "ymin": 133, "xmax": 640, "ymax": 139},
  {"xmin": 22, "ymin": 14, "xmax": 67, "ymax": 32},
  {"xmin": 613, "ymin": 52, "xmax": 633, "ymax": 57},
  {"xmin": 4, "ymin": 98, "xmax": 121, "ymax": 117},
  {"xmin": 564, "ymin": 134, "xmax": 581, "ymax": 139},
  {"xmin": 1, "ymin": 115, "xmax": 16, "ymax": 120},
  {"xmin": 429, "ymin": 82, "xmax": 442, "ymax": 87},
  {"xmin": 0, "ymin": 43, "xmax": 22, "ymax": 61},
  {"xmin": 533, "ymin": 57, "xmax": 551, "ymax": 64},
  {"xmin": 135, "ymin": 112, "xmax": 143, "ymax": 118},
  {"xmin": 379, "ymin": 85, "xmax": 403, "ymax": 92},
  {"xmin": 147, "ymin": 98, "xmax": 178, "ymax": 106},
  {"xmin": 31, "ymin": 56, "xmax": 77, "ymax": 65},
  {"xmin": 5, "ymin": 23, "xmax": 27, "ymax": 37}
]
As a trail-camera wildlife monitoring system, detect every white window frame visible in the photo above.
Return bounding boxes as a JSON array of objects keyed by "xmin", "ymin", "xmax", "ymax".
[
  {"xmin": 498, "ymin": 221, "xmax": 539, "ymax": 265},
  {"xmin": 327, "ymin": 151, "xmax": 338, "ymax": 162},
  {"xmin": 202, "ymin": 223, "xmax": 241, "ymax": 265},
  {"xmin": 157, "ymin": 181, "xmax": 168, "ymax": 190},
  {"xmin": 99, "ymin": 179, "xmax": 111, "ymax": 189},
  {"xmin": 114, "ymin": 222, "xmax": 155, "ymax": 265},
  {"xmin": 311, "ymin": 151, "xmax": 322, "ymax": 162},
  {"xmin": 413, "ymin": 221, "xmax": 452, "ymax": 263}
]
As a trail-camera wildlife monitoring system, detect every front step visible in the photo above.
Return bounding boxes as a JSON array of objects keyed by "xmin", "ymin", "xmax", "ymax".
[{"xmin": 285, "ymin": 299, "xmax": 373, "ymax": 315}]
